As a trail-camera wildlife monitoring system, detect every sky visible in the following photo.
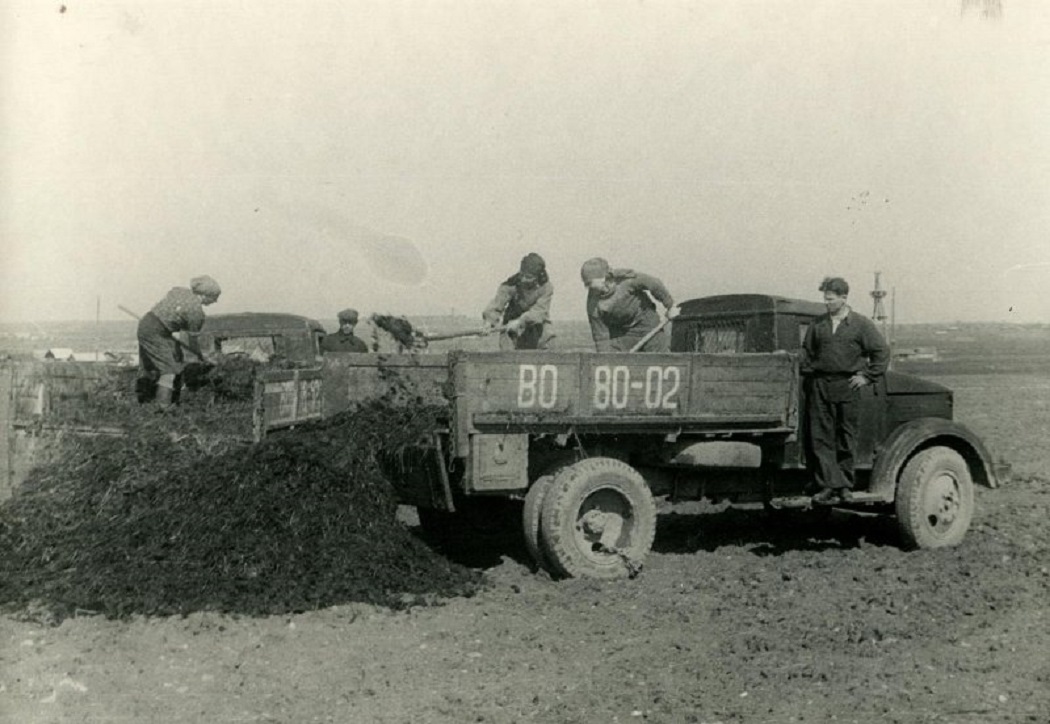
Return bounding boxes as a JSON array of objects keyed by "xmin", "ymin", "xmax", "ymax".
[{"xmin": 2, "ymin": 0, "xmax": 1049, "ymax": 325}]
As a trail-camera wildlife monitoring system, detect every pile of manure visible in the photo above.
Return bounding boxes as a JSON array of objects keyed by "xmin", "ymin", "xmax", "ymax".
[{"xmin": 0, "ymin": 401, "xmax": 481, "ymax": 622}]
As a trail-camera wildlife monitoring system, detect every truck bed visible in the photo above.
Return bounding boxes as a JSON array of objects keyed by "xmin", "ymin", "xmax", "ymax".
[{"xmin": 255, "ymin": 351, "xmax": 801, "ymax": 447}]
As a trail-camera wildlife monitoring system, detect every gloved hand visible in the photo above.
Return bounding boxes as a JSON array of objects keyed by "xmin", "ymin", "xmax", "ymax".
[{"xmin": 504, "ymin": 318, "xmax": 525, "ymax": 336}]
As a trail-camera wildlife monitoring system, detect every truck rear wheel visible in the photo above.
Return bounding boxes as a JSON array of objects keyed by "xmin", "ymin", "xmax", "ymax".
[
  {"xmin": 539, "ymin": 458, "xmax": 656, "ymax": 580},
  {"xmin": 522, "ymin": 474, "xmax": 557, "ymax": 573},
  {"xmin": 895, "ymin": 446, "xmax": 974, "ymax": 550}
]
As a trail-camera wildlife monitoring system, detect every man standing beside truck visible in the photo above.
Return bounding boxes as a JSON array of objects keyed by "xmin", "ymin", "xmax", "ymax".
[
  {"xmin": 581, "ymin": 257, "xmax": 676, "ymax": 353},
  {"xmin": 802, "ymin": 276, "xmax": 890, "ymax": 504},
  {"xmin": 320, "ymin": 308, "xmax": 369, "ymax": 353},
  {"xmin": 137, "ymin": 275, "xmax": 222, "ymax": 407},
  {"xmin": 482, "ymin": 252, "xmax": 555, "ymax": 350}
]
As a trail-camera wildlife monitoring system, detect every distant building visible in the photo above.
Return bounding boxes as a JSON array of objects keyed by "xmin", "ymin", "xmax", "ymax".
[
  {"xmin": 40, "ymin": 348, "xmax": 75, "ymax": 361},
  {"xmin": 38, "ymin": 349, "xmax": 138, "ymax": 365},
  {"xmin": 103, "ymin": 351, "xmax": 139, "ymax": 367},
  {"xmin": 894, "ymin": 346, "xmax": 939, "ymax": 362}
]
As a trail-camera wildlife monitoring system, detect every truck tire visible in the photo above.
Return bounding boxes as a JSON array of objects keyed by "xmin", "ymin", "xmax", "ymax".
[
  {"xmin": 522, "ymin": 474, "xmax": 557, "ymax": 573},
  {"xmin": 895, "ymin": 446, "xmax": 974, "ymax": 550},
  {"xmin": 539, "ymin": 458, "xmax": 656, "ymax": 580}
]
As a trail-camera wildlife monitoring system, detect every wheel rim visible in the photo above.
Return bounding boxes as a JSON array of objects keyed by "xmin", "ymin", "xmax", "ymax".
[
  {"xmin": 921, "ymin": 470, "xmax": 962, "ymax": 536},
  {"xmin": 571, "ymin": 486, "xmax": 636, "ymax": 566}
]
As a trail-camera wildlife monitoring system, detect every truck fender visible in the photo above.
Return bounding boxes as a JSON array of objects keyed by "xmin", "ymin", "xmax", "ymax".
[{"xmin": 869, "ymin": 417, "xmax": 1002, "ymax": 501}]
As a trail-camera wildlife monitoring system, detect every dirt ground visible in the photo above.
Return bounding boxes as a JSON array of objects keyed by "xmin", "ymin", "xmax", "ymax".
[{"xmin": 2, "ymin": 373, "xmax": 1048, "ymax": 724}]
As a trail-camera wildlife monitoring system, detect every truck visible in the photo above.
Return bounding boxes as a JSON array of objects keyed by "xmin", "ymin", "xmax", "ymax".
[
  {"xmin": 254, "ymin": 294, "xmax": 1004, "ymax": 579},
  {"xmin": 191, "ymin": 313, "xmax": 327, "ymax": 365}
]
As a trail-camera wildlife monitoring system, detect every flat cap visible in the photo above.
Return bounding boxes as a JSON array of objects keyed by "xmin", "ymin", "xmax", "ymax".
[{"xmin": 580, "ymin": 257, "xmax": 610, "ymax": 282}]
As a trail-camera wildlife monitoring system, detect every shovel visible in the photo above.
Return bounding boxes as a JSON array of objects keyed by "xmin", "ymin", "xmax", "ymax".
[
  {"xmin": 118, "ymin": 305, "xmax": 208, "ymax": 362},
  {"xmin": 421, "ymin": 328, "xmax": 497, "ymax": 343},
  {"xmin": 371, "ymin": 314, "xmax": 500, "ymax": 350},
  {"xmin": 628, "ymin": 311, "xmax": 676, "ymax": 353}
]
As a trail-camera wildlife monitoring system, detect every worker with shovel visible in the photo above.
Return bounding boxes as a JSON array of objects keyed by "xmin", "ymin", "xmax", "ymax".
[
  {"xmin": 581, "ymin": 257, "xmax": 677, "ymax": 353},
  {"xmin": 136, "ymin": 275, "xmax": 221, "ymax": 406},
  {"xmin": 482, "ymin": 252, "xmax": 555, "ymax": 350}
]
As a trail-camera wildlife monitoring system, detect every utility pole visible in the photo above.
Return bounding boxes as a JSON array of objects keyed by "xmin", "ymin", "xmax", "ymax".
[
  {"xmin": 871, "ymin": 272, "xmax": 889, "ymax": 342},
  {"xmin": 891, "ymin": 286, "xmax": 897, "ymax": 347}
]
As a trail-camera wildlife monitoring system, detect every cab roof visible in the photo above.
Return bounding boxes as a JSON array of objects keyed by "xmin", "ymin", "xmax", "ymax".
[
  {"xmin": 679, "ymin": 294, "xmax": 826, "ymax": 319},
  {"xmin": 197, "ymin": 313, "xmax": 325, "ymax": 335}
]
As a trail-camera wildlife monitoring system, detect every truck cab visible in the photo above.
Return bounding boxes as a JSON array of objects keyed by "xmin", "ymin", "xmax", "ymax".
[
  {"xmin": 670, "ymin": 294, "xmax": 994, "ymax": 495},
  {"xmin": 191, "ymin": 313, "xmax": 326, "ymax": 365}
]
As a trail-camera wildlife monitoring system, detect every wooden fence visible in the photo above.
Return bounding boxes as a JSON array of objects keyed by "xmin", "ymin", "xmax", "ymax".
[{"xmin": 0, "ymin": 361, "xmax": 136, "ymax": 500}]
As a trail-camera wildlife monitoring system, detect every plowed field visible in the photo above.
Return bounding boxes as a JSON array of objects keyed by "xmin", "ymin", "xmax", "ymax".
[{"xmin": 2, "ymin": 373, "xmax": 1048, "ymax": 724}]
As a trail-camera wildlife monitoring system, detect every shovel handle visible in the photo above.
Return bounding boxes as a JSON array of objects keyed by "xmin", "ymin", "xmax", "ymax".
[
  {"xmin": 422, "ymin": 327, "xmax": 498, "ymax": 343},
  {"xmin": 628, "ymin": 315, "xmax": 673, "ymax": 353}
]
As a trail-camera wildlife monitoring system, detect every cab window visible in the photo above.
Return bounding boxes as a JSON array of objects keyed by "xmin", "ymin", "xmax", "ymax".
[
  {"xmin": 692, "ymin": 323, "xmax": 746, "ymax": 353},
  {"xmin": 218, "ymin": 335, "xmax": 276, "ymax": 361}
]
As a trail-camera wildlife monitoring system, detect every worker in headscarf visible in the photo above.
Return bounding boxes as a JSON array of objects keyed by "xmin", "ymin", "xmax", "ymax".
[
  {"xmin": 136, "ymin": 275, "xmax": 221, "ymax": 406},
  {"xmin": 580, "ymin": 257, "xmax": 677, "ymax": 353},
  {"xmin": 482, "ymin": 252, "xmax": 555, "ymax": 350},
  {"xmin": 320, "ymin": 308, "xmax": 370, "ymax": 353}
]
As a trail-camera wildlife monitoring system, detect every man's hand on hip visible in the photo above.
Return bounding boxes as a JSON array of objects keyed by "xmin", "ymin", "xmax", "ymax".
[{"xmin": 849, "ymin": 373, "xmax": 869, "ymax": 390}]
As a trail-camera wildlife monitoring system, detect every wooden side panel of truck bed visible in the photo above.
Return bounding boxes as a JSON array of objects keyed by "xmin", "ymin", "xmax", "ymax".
[
  {"xmin": 319, "ymin": 354, "xmax": 449, "ymax": 415},
  {"xmin": 254, "ymin": 354, "xmax": 449, "ymax": 439},
  {"xmin": 255, "ymin": 352, "xmax": 800, "ymax": 452},
  {"xmin": 451, "ymin": 351, "xmax": 799, "ymax": 457}
]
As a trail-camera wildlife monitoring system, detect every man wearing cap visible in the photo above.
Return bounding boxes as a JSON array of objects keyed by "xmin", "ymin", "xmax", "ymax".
[
  {"xmin": 580, "ymin": 257, "xmax": 676, "ymax": 353},
  {"xmin": 137, "ymin": 275, "xmax": 221, "ymax": 407},
  {"xmin": 321, "ymin": 308, "xmax": 370, "ymax": 353},
  {"xmin": 482, "ymin": 253, "xmax": 555, "ymax": 350},
  {"xmin": 801, "ymin": 276, "xmax": 890, "ymax": 504}
]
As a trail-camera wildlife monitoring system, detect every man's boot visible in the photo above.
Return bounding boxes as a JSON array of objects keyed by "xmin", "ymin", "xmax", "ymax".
[{"xmin": 155, "ymin": 385, "xmax": 174, "ymax": 409}]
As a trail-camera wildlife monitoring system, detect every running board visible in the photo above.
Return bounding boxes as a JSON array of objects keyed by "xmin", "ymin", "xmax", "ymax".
[{"xmin": 768, "ymin": 493, "xmax": 892, "ymax": 510}]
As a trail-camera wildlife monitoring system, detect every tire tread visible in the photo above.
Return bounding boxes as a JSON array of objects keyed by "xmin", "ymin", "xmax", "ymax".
[
  {"xmin": 895, "ymin": 446, "xmax": 974, "ymax": 550},
  {"xmin": 539, "ymin": 457, "xmax": 656, "ymax": 579}
]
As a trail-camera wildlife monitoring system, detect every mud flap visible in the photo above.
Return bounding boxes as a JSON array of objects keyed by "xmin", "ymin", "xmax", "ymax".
[{"xmin": 381, "ymin": 432, "xmax": 455, "ymax": 512}]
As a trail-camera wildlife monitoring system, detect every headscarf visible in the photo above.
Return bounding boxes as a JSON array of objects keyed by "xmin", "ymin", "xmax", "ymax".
[
  {"xmin": 519, "ymin": 253, "xmax": 546, "ymax": 277},
  {"xmin": 190, "ymin": 275, "xmax": 222, "ymax": 299}
]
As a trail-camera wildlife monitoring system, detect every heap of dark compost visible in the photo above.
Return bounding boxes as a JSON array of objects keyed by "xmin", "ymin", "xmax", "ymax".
[
  {"xmin": 43, "ymin": 359, "xmax": 257, "ymax": 433},
  {"xmin": 183, "ymin": 353, "xmax": 312, "ymax": 402},
  {"xmin": 370, "ymin": 314, "xmax": 420, "ymax": 350},
  {"xmin": 0, "ymin": 401, "xmax": 481, "ymax": 622}
]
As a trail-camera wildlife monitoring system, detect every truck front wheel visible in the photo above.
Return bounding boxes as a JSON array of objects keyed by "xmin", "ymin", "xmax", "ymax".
[
  {"xmin": 895, "ymin": 446, "xmax": 975, "ymax": 550},
  {"xmin": 539, "ymin": 458, "xmax": 656, "ymax": 579}
]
